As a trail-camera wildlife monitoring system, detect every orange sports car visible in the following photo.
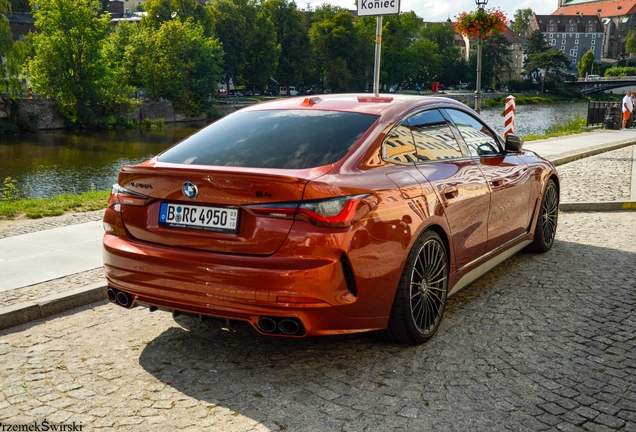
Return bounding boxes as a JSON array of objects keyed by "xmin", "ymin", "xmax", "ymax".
[{"xmin": 103, "ymin": 94, "xmax": 559, "ymax": 344}]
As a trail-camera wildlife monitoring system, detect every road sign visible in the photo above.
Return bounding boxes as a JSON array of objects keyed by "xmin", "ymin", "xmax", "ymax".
[{"xmin": 357, "ymin": 0, "xmax": 400, "ymax": 16}]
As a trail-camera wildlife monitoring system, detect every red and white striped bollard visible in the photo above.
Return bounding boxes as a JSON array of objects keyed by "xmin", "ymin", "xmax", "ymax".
[{"xmin": 504, "ymin": 95, "xmax": 516, "ymax": 137}]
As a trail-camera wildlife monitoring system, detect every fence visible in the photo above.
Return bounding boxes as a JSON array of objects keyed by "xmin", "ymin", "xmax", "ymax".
[{"xmin": 587, "ymin": 100, "xmax": 619, "ymax": 127}]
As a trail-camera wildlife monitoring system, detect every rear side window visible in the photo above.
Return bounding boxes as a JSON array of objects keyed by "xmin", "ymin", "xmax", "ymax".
[
  {"xmin": 407, "ymin": 109, "xmax": 465, "ymax": 161},
  {"xmin": 157, "ymin": 110, "xmax": 378, "ymax": 169}
]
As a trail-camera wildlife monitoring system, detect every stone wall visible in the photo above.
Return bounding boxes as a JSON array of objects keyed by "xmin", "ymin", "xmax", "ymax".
[
  {"xmin": 16, "ymin": 99, "xmax": 66, "ymax": 130},
  {"xmin": 7, "ymin": 98, "xmax": 257, "ymax": 130}
]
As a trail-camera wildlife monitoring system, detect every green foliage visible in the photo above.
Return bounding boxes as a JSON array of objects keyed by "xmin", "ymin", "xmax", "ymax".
[
  {"xmin": 625, "ymin": 29, "xmax": 636, "ymax": 54},
  {"xmin": 0, "ymin": 10, "xmax": 13, "ymax": 80},
  {"xmin": 1, "ymin": 177, "xmax": 20, "ymax": 202},
  {"xmin": 4, "ymin": 37, "xmax": 33, "ymax": 95},
  {"xmin": 209, "ymin": 0, "xmax": 247, "ymax": 85},
  {"xmin": 525, "ymin": 50, "xmax": 575, "ymax": 93},
  {"xmin": 310, "ymin": 7, "xmax": 360, "ymax": 92},
  {"xmin": 511, "ymin": 8, "xmax": 532, "ymax": 37},
  {"xmin": 137, "ymin": 20, "xmax": 223, "ymax": 115},
  {"xmin": 28, "ymin": 0, "xmax": 133, "ymax": 126},
  {"xmin": 525, "ymin": 30, "xmax": 550, "ymax": 55},
  {"xmin": 142, "ymin": 0, "xmax": 215, "ymax": 36},
  {"xmin": 243, "ymin": 7, "xmax": 280, "ymax": 91},
  {"xmin": 523, "ymin": 115, "xmax": 587, "ymax": 141},
  {"xmin": 604, "ymin": 66, "xmax": 636, "ymax": 77},
  {"xmin": 578, "ymin": 50, "xmax": 598, "ymax": 78},
  {"xmin": 262, "ymin": 0, "xmax": 312, "ymax": 89}
]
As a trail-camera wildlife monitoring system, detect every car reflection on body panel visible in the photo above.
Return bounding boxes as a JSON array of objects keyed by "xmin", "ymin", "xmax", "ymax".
[{"xmin": 103, "ymin": 94, "xmax": 559, "ymax": 344}]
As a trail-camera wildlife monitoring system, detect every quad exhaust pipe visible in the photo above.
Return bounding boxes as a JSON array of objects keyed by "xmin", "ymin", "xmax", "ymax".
[
  {"xmin": 257, "ymin": 316, "xmax": 304, "ymax": 335},
  {"xmin": 107, "ymin": 287, "xmax": 133, "ymax": 309}
]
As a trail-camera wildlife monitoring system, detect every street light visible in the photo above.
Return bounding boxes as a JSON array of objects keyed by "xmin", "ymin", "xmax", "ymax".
[{"xmin": 474, "ymin": 0, "xmax": 488, "ymax": 114}]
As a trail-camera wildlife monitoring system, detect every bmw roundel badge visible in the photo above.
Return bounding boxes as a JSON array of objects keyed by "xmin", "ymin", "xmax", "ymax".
[{"xmin": 182, "ymin": 181, "xmax": 198, "ymax": 199}]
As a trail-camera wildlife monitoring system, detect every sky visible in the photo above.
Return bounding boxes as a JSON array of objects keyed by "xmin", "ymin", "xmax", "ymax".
[{"xmin": 304, "ymin": 0, "xmax": 559, "ymax": 23}]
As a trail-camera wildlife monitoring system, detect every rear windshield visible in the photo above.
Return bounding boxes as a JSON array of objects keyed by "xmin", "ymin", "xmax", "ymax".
[{"xmin": 157, "ymin": 109, "xmax": 378, "ymax": 169}]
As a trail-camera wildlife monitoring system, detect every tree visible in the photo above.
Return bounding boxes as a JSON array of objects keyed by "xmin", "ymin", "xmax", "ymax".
[
  {"xmin": 0, "ymin": 0, "xmax": 12, "ymax": 83},
  {"xmin": 578, "ymin": 49, "xmax": 598, "ymax": 77},
  {"xmin": 525, "ymin": 49, "xmax": 573, "ymax": 93},
  {"xmin": 309, "ymin": 6, "xmax": 358, "ymax": 92},
  {"xmin": 142, "ymin": 0, "xmax": 215, "ymax": 36},
  {"xmin": 209, "ymin": 0, "xmax": 247, "ymax": 86},
  {"xmin": 137, "ymin": 20, "xmax": 223, "ymax": 115},
  {"xmin": 3, "ymin": 36, "xmax": 32, "ymax": 95},
  {"xmin": 382, "ymin": 11, "xmax": 430, "ymax": 89},
  {"xmin": 625, "ymin": 29, "xmax": 636, "ymax": 54},
  {"xmin": 482, "ymin": 33, "xmax": 512, "ymax": 87},
  {"xmin": 28, "ymin": 0, "xmax": 130, "ymax": 125},
  {"xmin": 421, "ymin": 22, "xmax": 463, "ymax": 86},
  {"xmin": 511, "ymin": 8, "xmax": 532, "ymax": 37},
  {"xmin": 525, "ymin": 29, "xmax": 550, "ymax": 55},
  {"xmin": 243, "ymin": 6, "xmax": 280, "ymax": 92},
  {"xmin": 262, "ymin": 0, "xmax": 312, "ymax": 92}
]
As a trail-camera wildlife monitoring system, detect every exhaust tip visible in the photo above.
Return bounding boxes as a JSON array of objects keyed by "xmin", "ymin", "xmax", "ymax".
[
  {"xmin": 107, "ymin": 288, "xmax": 117, "ymax": 303},
  {"xmin": 278, "ymin": 319, "xmax": 301, "ymax": 335},
  {"xmin": 116, "ymin": 291, "xmax": 132, "ymax": 308},
  {"xmin": 257, "ymin": 317, "xmax": 277, "ymax": 333}
]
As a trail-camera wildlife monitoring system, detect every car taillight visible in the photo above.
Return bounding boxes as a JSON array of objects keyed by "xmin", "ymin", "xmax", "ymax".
[
  {"xmin": 109, "ymin": 184, "xmax": 153, "ymax": 211},
  {"xmin": 244, "ymin": 194, "xmax": 378, "ymax": 228}
]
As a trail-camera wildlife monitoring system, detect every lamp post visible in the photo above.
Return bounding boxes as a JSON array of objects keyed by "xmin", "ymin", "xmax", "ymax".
[{"xmin": 474, "ymin": 0, "xmax": 488, "ymax": 114}]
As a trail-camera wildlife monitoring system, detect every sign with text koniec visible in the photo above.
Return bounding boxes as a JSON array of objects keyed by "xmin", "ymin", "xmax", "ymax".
[{"xmin": 357, "ymin": 0, "xmax": 400, "ymax": 16}]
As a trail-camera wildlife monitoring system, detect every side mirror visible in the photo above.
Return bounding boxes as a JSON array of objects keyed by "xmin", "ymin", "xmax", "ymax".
[{"xmin": 505, "ymin": 134, "xmax": 524, "ymax": 152}]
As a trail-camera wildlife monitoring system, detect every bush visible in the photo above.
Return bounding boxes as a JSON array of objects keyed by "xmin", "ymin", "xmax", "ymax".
[
  {"xmin": 604, "ymin": 67, "xmax": 636, "ymax": 77},
  {"xmin": 1, "ymin": 177, "xmax": 21, "ymax": 202}
]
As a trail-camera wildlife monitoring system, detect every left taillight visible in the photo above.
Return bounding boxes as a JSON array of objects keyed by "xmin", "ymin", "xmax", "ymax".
[
  {"xmin": 243, "ymin": 194, "xmax": 378, "ymax": 228},
  {"xmin": 108, "ymin": 184, "xmax": 153, "ymax": 212}
]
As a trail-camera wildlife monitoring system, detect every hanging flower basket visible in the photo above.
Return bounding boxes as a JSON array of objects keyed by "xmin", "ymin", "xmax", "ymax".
[{"xmin": 454, "ymin": 8, "xmax": 507, "ymax": 39}]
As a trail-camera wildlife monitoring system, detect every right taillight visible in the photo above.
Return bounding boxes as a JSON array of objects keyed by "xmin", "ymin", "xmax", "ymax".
[{"xmin": 243, "ymin": 194, "xmax": 378, "ymax": 228}]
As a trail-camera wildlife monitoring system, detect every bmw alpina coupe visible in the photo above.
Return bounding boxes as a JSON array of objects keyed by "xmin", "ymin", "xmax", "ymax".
[{"xmin": 103, "ymin": 94, "xmax": 559, "ymax": 344}]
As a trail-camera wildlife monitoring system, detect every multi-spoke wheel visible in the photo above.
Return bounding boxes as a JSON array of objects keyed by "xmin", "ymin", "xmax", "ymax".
[
  {"xmin": 529, "ymin": 178, "xmax": 559, "ymax": 253},
  {"xmin": 379, "ymin": 230, "xmax": 448, "ymax": 344}
]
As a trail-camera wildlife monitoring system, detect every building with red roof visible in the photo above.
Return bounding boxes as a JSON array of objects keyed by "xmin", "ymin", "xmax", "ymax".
[{"xmin": 551, "ymin": 0, "xmax": 636, "ymax": 58}]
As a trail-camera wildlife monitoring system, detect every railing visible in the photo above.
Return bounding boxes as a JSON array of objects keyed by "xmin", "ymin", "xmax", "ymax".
[
  {"xmin": 587, "ymin": 100, "xmax": 619, "ymax": 127},
  {"xmin": 577, "ymin": 76, "xmax": 636, "ymax": 82}
]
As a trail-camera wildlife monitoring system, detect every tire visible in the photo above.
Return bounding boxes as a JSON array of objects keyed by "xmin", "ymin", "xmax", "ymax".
[
  {"xmin": 378, "ymin": 230, "xmax": 448, "ymax": 345},
  {"xmin": 528, "ymin": 178, "xmax": 559, "ymax": 253}
]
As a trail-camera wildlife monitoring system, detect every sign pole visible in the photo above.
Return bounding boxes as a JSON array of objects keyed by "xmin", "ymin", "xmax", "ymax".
[{"xmin": 373, "ymin": 16, "xmax": 383, "ymax": 95}]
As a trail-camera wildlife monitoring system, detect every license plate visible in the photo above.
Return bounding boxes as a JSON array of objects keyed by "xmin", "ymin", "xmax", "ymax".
[{"xmin": 159, "ymin": 203, "xmax": 239, "ymax": 233}]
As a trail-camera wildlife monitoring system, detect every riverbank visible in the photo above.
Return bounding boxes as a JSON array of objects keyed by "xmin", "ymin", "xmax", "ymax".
[{"xmin": 0, "ymin": 188, "xmax": 109, "ymax": 220}]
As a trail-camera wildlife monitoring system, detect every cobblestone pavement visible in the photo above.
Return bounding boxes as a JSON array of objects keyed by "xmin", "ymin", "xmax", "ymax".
[
  {"xmin": 558, "ymin": 145, "xmax": 634, "ymax": 203},
  {"xmin": 1, "ymin": 211, "xmax": 634, "ymax": 431}
]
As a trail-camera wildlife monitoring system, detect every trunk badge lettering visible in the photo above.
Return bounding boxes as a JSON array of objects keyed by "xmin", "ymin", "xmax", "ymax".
[{"xmin": 182, "ymin": 182, "xmax": 198, "ymax": 199}]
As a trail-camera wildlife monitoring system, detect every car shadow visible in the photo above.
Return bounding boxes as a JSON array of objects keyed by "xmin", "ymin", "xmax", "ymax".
[{"xmin": 137, "ymin": 236, "xmax": 636, "ymax": 429}]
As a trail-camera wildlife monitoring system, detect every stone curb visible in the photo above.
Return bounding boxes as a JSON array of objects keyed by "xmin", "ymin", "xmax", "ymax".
[
  {"xmin": 0, "ymin": 282, "xmax": 107, "ymax": 332},
  {"xmin": 545, "ymin": 138, "xmax": 636, "ymax": 166},
  {"xmin": 560, "ymin": 201, "xmax": 636, "ymax": 212}
]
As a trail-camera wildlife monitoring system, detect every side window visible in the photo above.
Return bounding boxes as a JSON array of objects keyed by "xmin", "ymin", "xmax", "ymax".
[
  {"xmin": 382, "ymin": 120, "xmax": 418, "ymax": 164},
  {"xmin": 407, "ymin": 109, "xmax": 465, "ymax": 161},
  {"xmin": 443, "ymin": 109, "xmax": 502, "ymax": 157}
]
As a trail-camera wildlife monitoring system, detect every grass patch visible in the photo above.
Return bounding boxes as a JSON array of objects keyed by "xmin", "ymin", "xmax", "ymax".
[
  {"xmin": 522, "ymin": 115, "xmax": 588, "ymax": 141},
  {"xmin": 0, "ymin": 189, "xmax": 110, "ymax": 219}
]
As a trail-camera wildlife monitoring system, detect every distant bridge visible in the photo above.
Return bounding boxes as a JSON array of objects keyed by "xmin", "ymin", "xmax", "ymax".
[{"xmin": 566, "ymin": 76, "xmax": 636, "ymax": 94}]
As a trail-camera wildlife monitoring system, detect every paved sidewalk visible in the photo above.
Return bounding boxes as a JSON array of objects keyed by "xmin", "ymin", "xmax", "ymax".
[{"xmin": 0, "ymin": 129, "xmax": 635, "ymax": 331}]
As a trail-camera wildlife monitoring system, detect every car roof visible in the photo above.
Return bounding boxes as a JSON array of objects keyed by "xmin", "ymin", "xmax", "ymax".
[{"xmin": 240, "ymin": 93, "xmax": 469, "ymax": 118}]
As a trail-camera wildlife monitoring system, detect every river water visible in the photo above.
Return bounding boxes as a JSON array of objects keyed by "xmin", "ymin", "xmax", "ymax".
[{"xmin": 0, "ymin": 103, "xmax": 589, "ymax": 199}]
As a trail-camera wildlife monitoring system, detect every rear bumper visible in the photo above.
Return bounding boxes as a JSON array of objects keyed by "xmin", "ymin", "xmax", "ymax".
[{"xmin": 103, "ymin": 233, "xmax": 387, "ymax": 336}]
